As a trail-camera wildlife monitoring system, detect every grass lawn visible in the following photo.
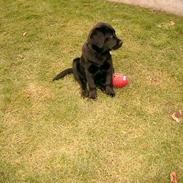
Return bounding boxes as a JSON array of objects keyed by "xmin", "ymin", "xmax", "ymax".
[{"xmin": 0, "ymin": 0, "xmax": 183, "ymax": 182}]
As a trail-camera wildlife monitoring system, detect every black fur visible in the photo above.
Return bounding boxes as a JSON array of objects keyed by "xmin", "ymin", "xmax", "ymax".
[
  {"xmin": 53, "ymin": 22, "xmax": 122, "ymax": 99},
  {"xmin": 53, "ymin": 68, "xmax": 73, "ymax": 81}
]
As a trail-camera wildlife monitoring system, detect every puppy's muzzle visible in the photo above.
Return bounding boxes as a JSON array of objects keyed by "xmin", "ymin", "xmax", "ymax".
[{"xmin": 113, "ymin": 39, "xmax": 123, "ymax": 50}]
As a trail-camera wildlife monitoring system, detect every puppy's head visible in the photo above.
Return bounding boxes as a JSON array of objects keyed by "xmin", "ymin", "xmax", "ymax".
[{"xmin": 88, "ymin": 22, "xmax": 122, "ymax": 52}]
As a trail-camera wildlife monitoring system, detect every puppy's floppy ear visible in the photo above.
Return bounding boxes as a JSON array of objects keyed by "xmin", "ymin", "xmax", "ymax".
[{"xmin": 89, "ymin": 28, "xmax": 104, "ymax": 48}]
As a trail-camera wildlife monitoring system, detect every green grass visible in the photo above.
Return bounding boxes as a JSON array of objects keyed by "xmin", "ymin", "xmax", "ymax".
[{"xmin": 0, "ymin": 0, "xmax": 183, "ymax": 182}]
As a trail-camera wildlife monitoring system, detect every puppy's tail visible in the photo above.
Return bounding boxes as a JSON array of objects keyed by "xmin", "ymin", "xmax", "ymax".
[{"xmin": 52, "ymin": 68, "xmax": 73, "ymax": 81}]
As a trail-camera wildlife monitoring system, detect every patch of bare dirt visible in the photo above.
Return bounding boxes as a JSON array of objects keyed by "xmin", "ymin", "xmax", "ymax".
[
  {"xmin": 24, "ymin": 83, "xmax": 52, "ymax": 101},
  {"xmin": 108, "ymin": 0, "xmax": 183, "ymax": 16}
]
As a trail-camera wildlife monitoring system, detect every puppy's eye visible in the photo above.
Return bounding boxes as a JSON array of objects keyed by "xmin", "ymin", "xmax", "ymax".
[
  {"xmin": 105, "ymin": 35, "xmax": 113, "ymax": 42},
  {"xmin": 105, "ymin": 37, "xmax": 110, "ymax": 42}
]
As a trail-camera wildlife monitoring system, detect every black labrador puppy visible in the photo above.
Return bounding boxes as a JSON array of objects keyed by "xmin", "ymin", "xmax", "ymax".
[{"xmin": 53, "ymin": 22, "xmax": 122, "ymax": 99}]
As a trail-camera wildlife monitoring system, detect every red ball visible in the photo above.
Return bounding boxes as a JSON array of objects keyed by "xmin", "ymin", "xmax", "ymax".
[{"xmin": 112, "ymin": 73, "xmax": 128, "ymax": 88}]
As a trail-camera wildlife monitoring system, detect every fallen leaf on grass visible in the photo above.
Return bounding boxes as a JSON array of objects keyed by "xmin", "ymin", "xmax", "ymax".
[
  {"xmin": 17, "ymin": 54, "xmax": 24, "ymax": 59},
  {"xmin": 169, "ymin": 20, "xmax": 176, "ymax": 26},
  {"xmin": 22, "ymin": 32, "xmax": 27, "ymax": 36},
  {"xmin": 157, "ymin": 20, "xmax": 176, "ymax": 30},
  {"xmin": 171, "ymin": 110, "xmax": 182, "ymax": 123},
  {"xmin": 170, "ymin": 171, "xmax": 178, "ymax": 183}
]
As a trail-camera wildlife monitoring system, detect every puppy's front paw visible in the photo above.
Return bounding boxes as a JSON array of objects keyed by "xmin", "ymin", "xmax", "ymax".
[
  {"xmin": 106, "ymin": 86, "xmax": 115, "ymax": 97},
  {"xmin": 89, "ymin": 89, "xmax": 96, "ymax": 99},
  {"xmin": 81, "ymin": 90, "xmax": 89, "ymax": 98}
]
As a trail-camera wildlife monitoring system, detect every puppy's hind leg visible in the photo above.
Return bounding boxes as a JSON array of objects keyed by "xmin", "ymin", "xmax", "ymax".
[{"xmin": 73, "ymin": 58, "xmax": 89, "ymax": 98}]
